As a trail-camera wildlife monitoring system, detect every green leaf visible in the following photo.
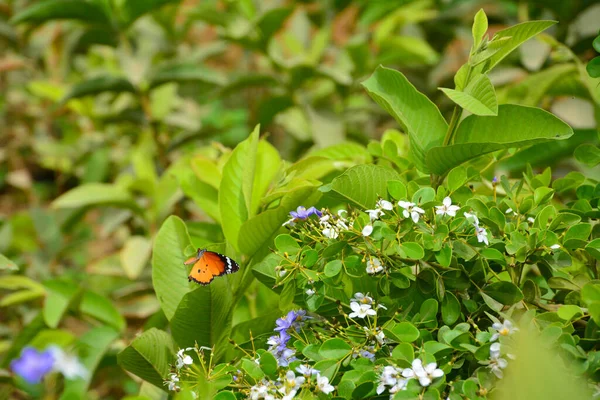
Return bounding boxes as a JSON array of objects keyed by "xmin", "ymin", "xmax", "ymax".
[
  {"xmin": 391, "ymin": 322, "xmax": 420, "ymax": 342},
  {"xmin": 80, "ymin": 290, "xmax": 126, "ymax": 331},
  {"xmin": 51, "ymin": 183, "xmax": 139, "ymax": 212},
  {"xmin": 419, "ymin": 299, "xmax": 439, "ymax": 328},
  {"xmin": 472, "ymin": 9, "xmax": 488, "ymax": 48},
  {"xmin": 149, "ymin": 63, "xmax": 226, "ymax": 89},
  {"xmin": 586, "ymin": 239, "xmax": 600, "ymax": 261},
  {"xmin": 61, "ymin": 76, "xmax": 136, "ymax": 103},
  {"xmin": 426, "ymin": 104, "xmax": 573, "ymax": 175},
  {"xmin": 435, "ymin": 245, "xmax": 452, "ymax": 268},
  {"xmin": 557, "ymin": 305, "xmax": 583, "ymax": 321},
  {"xmin": 387, "ymin": 180, "xmax": 407, "ymax": 200},
  {"xmin": 483, "ymin": 20, "xmax": 556, "ymax": 72},
  {"xmin": 43, "ymin": 280, "xmax": 79, "ymax": 329},
  {"xmin": 60, "ymin": 326, "xmax": 119, "ymax": 399},
  {"xmin": 10, "ymin": 0, "xmax": 112, "ymax": 26},
  {"xmin": 117, "ymin": 328, "xmax": 175, "ymax": 389},
  {"xmin": 219, "ymin": 127, "xmax": 259, "ymax": 250},
  {"xmin": 483, "ymin": 282, "xmax": 523, "ymax": 305},
  {"xmin": 362, "ymin": 66, "xmax": 448, "ymax": 172},
  {"xmin": 563, "ymin": 223, "xmax": 592, "ymax": 249},
  {"xmin": 324, "ymin": 260, "xmax": 343, "ymax": 277},
  {"xmin": 574, "ymin": 144, "xmax": 600, "ymax": 167},
  {"xmin": 120, "ymin": 236, "xmax": 152, "ymax": 280},
  {"xmin": 170, "ymin": 282, "xmax": 233, "ymax": 359},
  {"xmin": 259, "ymin": 351, "xmax": 278, "ymax": 378},
  {"xmin": 587, "ymin": 57, "xmax": 600, "ymax": 78},
  {"xmin": 274, "ymin": 234, "xmax": 300, "ymax": 254},
  {"xmin": 152, "ymin": 216, "xmax": 193, "ymax": 320},
  {"xmin": 0, "ymin": 253, "xmax": 18, "ymax": 271},
  {"xmin": 398, "ymin": 242, "xmax": 424, "ymax": 260},
  {"xmin": 440, "ymin": 74, "xmax": 497, "ymax": 116},
  {"xmin": 442, "ymin": 292, "xmax": 461, "ymax": 325},
  {"xmin": 319, "ymin": 338, "xmax": 352, "ymax": 360},
  {"xmin": 250, "ymin": 140, "xmax": 281, "ymax": 216},
  {"xmin": 119, "ymin": 0, "xmax": 180, "ymax": 27},
  {"xmin": 238, "ymin": 186, "xmax": 316, "ymax": 257},
  {"xmin": 279, "ymin": 279, "xmax": 296, "ymax": 310},
  {"xmin": 325, "ymin": 164, "xmax": 400, "ymax": 209}
]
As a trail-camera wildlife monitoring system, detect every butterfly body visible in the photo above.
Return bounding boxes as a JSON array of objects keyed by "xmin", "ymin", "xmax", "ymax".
[{"xmin": 184, "ymin": 248, "xmax": 240, "ymax": 285}]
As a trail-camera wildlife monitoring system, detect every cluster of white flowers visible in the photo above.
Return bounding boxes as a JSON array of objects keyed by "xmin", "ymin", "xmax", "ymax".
[
  {"xmin": 249, "ymin": 366, "xmax": 334, "ymax": 399},
  {"xmin": 348, "ymin": 292, "xmax": 386, "ymax": 319},
  {"xmin": 377, "ymin": 359, "xmax": 444, "ymax": 397},
  {"xmin": 164, "ymin": 347, "xmax": 195, "ymax": 391},
  {"xmin": 398, "ymin": 201, "xmax": 425, "ymax": 223},
  {"xmin": 363, "ymin": 199, "xmax": 394, "ymax": 236},
  {"xmin": 320, "ymin": 210, "xmax": 351, "ymax": 239},
  {"xmin": 487, "ymin": 343, "xmax": 508, "ymax": 379},
  {"xmin": 366, "ymin": 256, "xmax": 385, "ymax": 274}
]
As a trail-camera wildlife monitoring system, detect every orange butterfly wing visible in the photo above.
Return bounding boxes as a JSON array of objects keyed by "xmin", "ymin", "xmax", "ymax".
[{"xmin": 187, "ymin": 250, "xmax": 238, "ymax": 285}]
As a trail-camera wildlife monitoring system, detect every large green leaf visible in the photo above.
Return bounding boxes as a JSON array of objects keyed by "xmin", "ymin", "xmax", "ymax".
[
  {"xmin": 60, "ymin": 76, "xmax": 137, "ymax": 103},
  {"xmin": 172, "ymin": 158, "xmax": 220, "ymax": 222},
  {"xmin": 483, "ymin": 20, "xmax": 556, "ymax": 72},
  {"xmin": 60, "ymin": 326, "xmax": 119, "ymax": 399},
  {"xmin": 250, "ymin": 140, "xmax": 281, "ymax": 217},
  {"xmin": 440, "ymin": 74, "xmax": 497, "ymax": 116},
  {"xmin": 238, "ymin": 186, "xmax": 317, "ymax": 257},
  {"xmin": 117, "ymin": 328, "xmax": 175, "ymax": 389},
  {"xmin": 151, "ymin": 216, "xmax": 193, "ymax": 320},
  {"xmin": 51, "ymin": 183, "xmax": 140, "ymax": 212},
  {"xmin": 10, "ymin": 0, "xmax": 112, "ymax": 26},
  {"xmin": 170, "ymin": 280, "xmax": 233, "ymax": 360},
  {"xmin": 362, "ymin": 66, "xmax": 448, "ymax": 173},
  {"xmin": 426, "ymin": 104, "xmax": 573, "ymax": 175},
  {"xmin": 119, "ymin": 0, "xmax": 180, "ymax": 27},
  {"xmin": 323, "ymin": 164, "xmax": 400, "ymax": 208},
  {"xmin": 219, "ymin": 127, "xmax": 259, "ymax": 250}
]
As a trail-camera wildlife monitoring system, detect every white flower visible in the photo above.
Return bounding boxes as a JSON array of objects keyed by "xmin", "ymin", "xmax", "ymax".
[
  {"xmin": 375, "ymin": 329, "xmax": 386, "ymax": 345},
  {"xmin": 319, "ymin": 215, "xmax": 331, "ymax": 224},
  {"xmin": 175, "ymin": 348, "xmax": 194, "ymax": 369},
  {"xmin": 377, "ymin": 366, "xmax": 405, "ymax": 395},
  {"xmin": 463, "ymin": 212, "xmax": 479, "ymax": 226},
  {"xmin": 362, "ymin": 224, "xmax": 374, "ymax": 237},
  {"xmin": 366, "ymin": 257, "xmax": 384, "ymax": 274},
  {"xmin": 337, "ymin": 219, "xmax": 349, "ymax": 230},
  {"xmin": 250, "ymin": 382, "xmax": 271, "ymax": 400},
  {"xmin": 487, "ymin": 345, "xmax": 508, "ymax": 379},
  {"xmin": 366, "ymin": 208, "xmax": 384, "ymax": 221},
  {"xmin": 282, "ymin": 218, "xmax": 296, "ymax": 227},
  {"xmin": 351, "ymin": 292, "xmax": 373, "ymax": 304},
  {"xmin": 337, "ymin": 209, "xmax": 348, "ymax": 217},
  {"xmin": 527, "ymin": 217, "xmax": 535, "ymax": 223},
  {"xmin": 279, "ymin": 370, "xmax": 305, "ymax": 397},
  {"xmin": 165, "ymin": 373, "xmax": 180, "ymax": 391},
  {"xmin": 349, "ymin": 302, "xmax": 376, "ymax": 319},
  {"xmin": 377, "ymin": 199, "xmax": 394, "ymax": 210},
  {"xmin": 402, "ymin": 359, "xmax": 444, "ymax": 387},
  {"xmin": 398, "ymin": 201, "xmax": 425, "ymax": 223},
  {"xmin": 316, "ymin": 375, "xmax": 335, "ymax": 394},
  {"xmin": 550, "ymin": 244, "xmax": 560, "ymax": 250},
  {"xmin": 305, "ymin": 288, "xmax": 315, "ymax": 296},
  {"xmin": 435, "ymin": 197, "xmax": 460, "ymax": 217},
  {"xmin": 490, "ymin": 319, "xmax": 517, "ymax": 342},
  {"xmin": 296, "ymin": 364, "xmax": 320, "ymax": 377},
  {"xmin": 322, "ymin": 226, "xmax": 339, "ymax": 239},
  {"xmin": 476, "ymin": 226, "xmax": 489, "ymax": 245},
  {"xmin": 505, "ymin": 208, "xmax": 513, "ymax": 214},
  {"xmin": 48, "ymin": 346, "xmax": 88, "ymax": 380}
]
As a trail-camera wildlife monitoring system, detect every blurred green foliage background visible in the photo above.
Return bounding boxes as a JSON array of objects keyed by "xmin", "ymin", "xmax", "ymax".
[{"xmin": 1, "ymin": 0, "xmax": 599, "ymax": 398}]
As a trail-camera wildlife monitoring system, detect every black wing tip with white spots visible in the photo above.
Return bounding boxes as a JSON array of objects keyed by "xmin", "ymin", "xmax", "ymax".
[{"xmin": 218, "ymin": 254, "xmax": 240, "ymax": 274}]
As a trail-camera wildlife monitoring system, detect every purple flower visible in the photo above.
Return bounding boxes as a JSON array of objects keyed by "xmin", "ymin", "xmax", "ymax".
[
  {"xmin": 289, "ymin": 206, "xmax": 322, "ymax": 220},
  {"xmin": 267, "ymin": 331, "xmax": 290, "ymax": 352},
  {"xmin": 492, "ymin": 176, "xmax": 498, "ymax": 184},
  {"xmin": 276, "ymin": 348, "xmax": 297, "ymax": 367},
  {"xmin": 274, "ymin": 312, "xmax": 296, "ymax": 332},
  {"xmin": 10, "ymin": 347, "xmax": 54, "ymax": 384}
]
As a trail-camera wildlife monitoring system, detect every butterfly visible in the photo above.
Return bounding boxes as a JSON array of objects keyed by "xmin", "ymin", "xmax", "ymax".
[{"xmin": 184, "ymin": 248, "xmax": 240, "ymax": 285}]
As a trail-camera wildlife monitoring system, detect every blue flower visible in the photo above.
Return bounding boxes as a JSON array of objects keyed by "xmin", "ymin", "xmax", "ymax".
[
  {"xmin": 290, "ymin": 206, "xmax": 322, "ymax": 220},
  {"xmin": 10, "ymin": 347, "xmax": 54, "ymax": 384},
  {"xmin": 276, "ymin": 348, "xmax": 297, "ymax": 367},
  {"xmin": 274, "ymin": 312, "xmax": 295, "ymax": 332}
]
